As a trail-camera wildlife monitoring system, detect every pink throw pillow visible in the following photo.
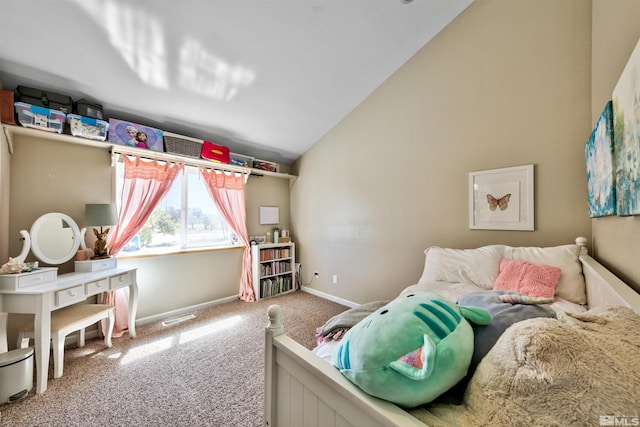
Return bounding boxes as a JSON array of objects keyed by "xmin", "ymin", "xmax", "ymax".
[{"xmin": 493, "ymin": 258, "xmax": 561, "ymax": 299}]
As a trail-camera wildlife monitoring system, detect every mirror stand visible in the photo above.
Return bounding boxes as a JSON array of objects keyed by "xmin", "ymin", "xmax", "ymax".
[{"xmin": 13, "ymin": 230, "xmax": 31, "ymax": 264}]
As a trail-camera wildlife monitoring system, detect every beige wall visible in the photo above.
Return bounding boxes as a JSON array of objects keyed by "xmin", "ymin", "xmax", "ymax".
[
  {"xmin": 591, "ymin": 0, "xmax": 640, "ymax": 292},
  {"xmin": 4, "ymin": 132, "xmax": 290, "ymax": 321},
  {"xmin": 292, "ymin": 0, "xmax": 593, "ymax": 304}
]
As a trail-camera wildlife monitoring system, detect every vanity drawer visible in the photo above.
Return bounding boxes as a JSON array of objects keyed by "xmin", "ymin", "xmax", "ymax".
[
  {"xmin": 55, "ymin": 285, "xmax": 85, "ymax": 307},
  {"xmin": 0, "ymin": 268, "xmax": 58, "ymax": 291},
  {"xmin": 85, "ymin": 278, "xmax": 109, "ymax": 294},
  {"xmin": 110, "ymin": 272, "xmax": 133, "ymax": 289}
]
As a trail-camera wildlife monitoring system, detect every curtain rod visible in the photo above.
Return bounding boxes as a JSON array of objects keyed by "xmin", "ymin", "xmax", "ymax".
[{"xmin": 109, "ymin": 145, "xmax": 251, "ymax": 178}]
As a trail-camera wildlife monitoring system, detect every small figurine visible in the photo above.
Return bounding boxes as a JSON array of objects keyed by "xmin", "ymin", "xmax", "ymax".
[{"xmin": 93, "ymin": 228, "xmax": 110, "ymax": 259}]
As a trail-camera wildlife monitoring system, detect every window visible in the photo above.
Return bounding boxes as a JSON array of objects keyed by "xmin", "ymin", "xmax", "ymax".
[{"xmin": 116, "ymin": 162, "xmax": 238, "ymax": 256}]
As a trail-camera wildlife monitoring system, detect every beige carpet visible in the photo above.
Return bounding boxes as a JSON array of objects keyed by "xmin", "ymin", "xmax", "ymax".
[{"xmin": 0, "ymin": 291, "xmax": 348, "ymax": 427}]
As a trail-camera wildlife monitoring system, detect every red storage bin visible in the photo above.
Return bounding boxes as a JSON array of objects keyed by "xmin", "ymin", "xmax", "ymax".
[{"xmin": 201, "ymin": 140, "xmax": 230, "ymax": 164}]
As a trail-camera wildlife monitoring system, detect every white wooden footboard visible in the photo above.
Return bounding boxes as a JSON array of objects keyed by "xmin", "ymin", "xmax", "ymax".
[{"xmin": 264, "ymin": 305, "xmax": 425, "ymax": 427}]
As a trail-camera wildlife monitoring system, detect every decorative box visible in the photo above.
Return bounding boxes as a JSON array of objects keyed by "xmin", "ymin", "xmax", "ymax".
[
  {"xmin": 252, "ymin": 159, "xmax": 279, "ymax": 173},
  {"xmin": 108, "ymin": 118, "xmax": 164, "ymax": 152},
  {"xmin": 163, "ymin": 131, "xmax": 204, "ymax": 159},
  {"xmin": 230, "ymin": 152, "xmax": 254, "ymax": 168},
  {"xmin": 201, "ymin": 140, "xmax": 230, "ymax": 163},
  {"xmin": 14, "ymin": 102, "xmax": 66, "ymax": 133},
  {"xmin": 67, "ymin": 114, "xmax": 109, "ymax": 141}
]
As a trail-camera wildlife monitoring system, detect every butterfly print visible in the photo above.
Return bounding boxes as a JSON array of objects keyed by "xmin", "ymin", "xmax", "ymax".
[{"xmin": 487, "ymin": 194, "xmax": 511, "ymax": 211}]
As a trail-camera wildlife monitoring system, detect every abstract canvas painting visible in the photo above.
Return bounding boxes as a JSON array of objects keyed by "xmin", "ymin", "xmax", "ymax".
[
  {"xmin": 612, "ymin": 38, "xmax": 640, "ymax": 216},
  {"xmin": 585, "ymin": 101, "xmax": 616, "ymax": 217}
]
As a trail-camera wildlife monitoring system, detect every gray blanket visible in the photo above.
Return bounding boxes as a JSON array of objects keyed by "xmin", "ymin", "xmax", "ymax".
[{"xmin": 319, "ymin": 300, "xmax": 389, "ymax": 341}]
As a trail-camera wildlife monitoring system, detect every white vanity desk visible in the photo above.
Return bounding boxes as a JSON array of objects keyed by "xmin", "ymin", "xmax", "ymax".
[
  {"xmin": 0, "ymin": 212, "xmax": 138, "ymax": 394},
  {"xmin": 0, "ymin": 266, "xmax": 138, "ymax": 394}
]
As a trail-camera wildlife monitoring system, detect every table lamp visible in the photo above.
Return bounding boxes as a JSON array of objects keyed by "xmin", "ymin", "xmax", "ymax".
[{"xmin": 85, "ymin": 203, "xmax": 118, "ymax": 259}]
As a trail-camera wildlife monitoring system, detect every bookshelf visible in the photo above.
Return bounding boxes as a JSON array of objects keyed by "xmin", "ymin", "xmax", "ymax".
[{"xmin": 251, "ymin": 242, "xmax": 296, "ymax": 300}]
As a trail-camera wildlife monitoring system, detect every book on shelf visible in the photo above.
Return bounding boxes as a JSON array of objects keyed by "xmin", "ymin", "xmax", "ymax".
[{"xmin": 259, "ymin": 274, "xmax": 294, "ymax": 298}]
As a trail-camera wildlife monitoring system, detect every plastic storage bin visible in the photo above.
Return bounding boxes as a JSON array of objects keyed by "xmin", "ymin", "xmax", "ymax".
[
  {"xmin": 230, "ymin": 152, "xmax": 254, "ymax": 168},
  {"xmin": 201, "ymin": 140, "xmax": 230, "ymax": 163},
  {"xmin": 0, "ymin": 347, "xmax": 33, "ymax": 403},
  {"xmin": 14, "ymin": 102, "xmax": 66, "ymax": 133},
  {"xmin": 67, "ymin": 114, "xmax": 109, "ymax": 141}
]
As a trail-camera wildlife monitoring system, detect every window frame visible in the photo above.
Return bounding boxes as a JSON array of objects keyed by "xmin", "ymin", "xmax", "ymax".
[{"xmin": 115, "ymin": 161, "xmax": 241, "ymax": 258}]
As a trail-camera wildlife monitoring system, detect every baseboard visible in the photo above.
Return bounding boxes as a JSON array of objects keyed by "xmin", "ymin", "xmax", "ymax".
[
  {"xmin": 300, "ymin": 287, "xmax": 358, "ymax": 308},
  {"xmin": 135, "ymin": 295, "xmax": 240, "ymax": 326}
]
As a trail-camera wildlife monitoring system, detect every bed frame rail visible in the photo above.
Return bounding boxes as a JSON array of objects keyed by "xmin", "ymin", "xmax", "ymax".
[{"xmin": 581, "ymin": 255, "xmax": 640, "ymax": 313}]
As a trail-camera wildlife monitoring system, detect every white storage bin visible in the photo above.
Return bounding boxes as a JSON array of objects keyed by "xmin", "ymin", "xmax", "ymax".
[
  {"xmin": 67, "ymin": 114, "xmax": 109, "ymax": 141},
  {"xmin": 0, "ymin": 348, "xmax": 33, "ymax": 403},
  {"xmin": 14, "ymin": 102, "xmax": 65, "ymax": 133}
]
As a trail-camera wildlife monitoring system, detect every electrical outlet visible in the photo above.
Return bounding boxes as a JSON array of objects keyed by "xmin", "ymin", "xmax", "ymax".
[{"xmin": 332, "ymin": 274, "xmax": 338, "ymax": 285}]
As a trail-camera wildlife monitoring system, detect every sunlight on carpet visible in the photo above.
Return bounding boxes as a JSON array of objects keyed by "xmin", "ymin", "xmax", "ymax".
[
  {"xmin": 116, "ymin": 315, "xmax": 244, "ymax": 364},
  {"xmin": 178, "ymin": 315, "xmax": 242, "ymax": 344},
  {"xmin": 120, "ymin": 337, "xmax": 173, "ymax": 365}
]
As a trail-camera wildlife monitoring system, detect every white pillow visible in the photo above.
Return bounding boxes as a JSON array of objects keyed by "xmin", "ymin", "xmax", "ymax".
[
  {"xmin": 506, "ymin": 244, "xmax": 586, "ymax": 305},
  {"xmin": 418, "ymin": 245, "xmax": 507, "ymax": 289}
]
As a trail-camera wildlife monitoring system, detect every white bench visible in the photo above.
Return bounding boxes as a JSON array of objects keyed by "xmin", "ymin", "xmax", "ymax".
[{"xmin": 17, "ymin": 303, "xmax": 114, "ymax": 379}]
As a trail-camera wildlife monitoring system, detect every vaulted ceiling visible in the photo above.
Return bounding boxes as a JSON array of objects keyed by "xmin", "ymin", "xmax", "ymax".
[{"xmin": 0, "ymin": 0, "xmax": 473, "ymax": 164}]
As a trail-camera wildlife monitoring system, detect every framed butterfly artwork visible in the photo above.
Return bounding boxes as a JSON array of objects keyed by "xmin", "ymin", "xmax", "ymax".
[{"xmin": 469, "ymin": 164, "xmax": 534, "ymax": 230}]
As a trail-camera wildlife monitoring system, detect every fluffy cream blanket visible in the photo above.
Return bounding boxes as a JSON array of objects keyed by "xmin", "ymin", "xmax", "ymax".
[{"xmin": 411, "ymin": 306, "xmax": 640, "ymax": 426}]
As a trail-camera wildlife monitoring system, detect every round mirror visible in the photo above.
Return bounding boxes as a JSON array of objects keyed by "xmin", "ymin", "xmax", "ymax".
[{"xmin": 30, "ymin": 213, "xmax": 81, "ymax": 265}]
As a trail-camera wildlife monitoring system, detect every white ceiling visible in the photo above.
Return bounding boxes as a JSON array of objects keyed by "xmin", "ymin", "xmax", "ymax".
[{"xmin": 0, "ymin": 0, "xmax": 473, "ymax": 164}]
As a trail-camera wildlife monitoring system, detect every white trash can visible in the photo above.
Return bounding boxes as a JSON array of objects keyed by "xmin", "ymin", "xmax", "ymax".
[{"xmin": 0, "ymin": 348, "xmax": 34, "ymax": 403}]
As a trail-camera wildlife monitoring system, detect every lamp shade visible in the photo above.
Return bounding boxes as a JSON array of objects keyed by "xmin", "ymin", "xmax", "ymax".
[{"xmin": 85, "ymin": 203, "xmax": 119, "ymax": 227}]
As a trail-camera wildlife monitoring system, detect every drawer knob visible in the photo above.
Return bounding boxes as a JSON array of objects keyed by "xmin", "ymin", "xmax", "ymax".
[{"xmin": 69, "ymin": 292, "xmax": 76, "ymax": 297}]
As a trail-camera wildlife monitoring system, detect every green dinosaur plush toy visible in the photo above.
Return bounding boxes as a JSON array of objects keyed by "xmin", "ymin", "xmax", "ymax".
[{"xmin": 331, "ymin": 291, "xmax": 491, "ymax": 408}]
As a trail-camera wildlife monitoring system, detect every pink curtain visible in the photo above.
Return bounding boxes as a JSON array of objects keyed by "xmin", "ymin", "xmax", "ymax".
[
  {"xmin": 103, "ymin": 156, "xmax": 183, "ymax": 337},
  {"xmin": 199, "ymin": 168, "xmax": 255, "ymax": 302}
]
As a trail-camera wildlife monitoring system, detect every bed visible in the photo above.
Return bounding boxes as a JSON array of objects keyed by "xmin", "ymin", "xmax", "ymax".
[{"xmin": 264, "ymin": 238, "xmax": 640, "ymax": 427}]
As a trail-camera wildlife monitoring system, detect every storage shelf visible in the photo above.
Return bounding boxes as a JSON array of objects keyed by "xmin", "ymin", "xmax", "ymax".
[
  {"xmin": 251, "ymin": 242, "xmax": 296, "ymax": 301},
  {"xmin": 260, "ymin": 257, "xmax": 291, "ymax": 263},
  {"xmin": 260, "ymin": 271, "xmax": 293, "ymax": 280},
  {"xmin": 2, "ymin": 124, "xmax": 296, "ymax": 182}
]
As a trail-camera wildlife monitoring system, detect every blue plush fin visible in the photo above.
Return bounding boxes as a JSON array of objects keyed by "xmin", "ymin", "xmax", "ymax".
[
  {"xmin": 389, "ymin": 334, "xmax": 436, "ymax": 380},
  {"xmin": 458, "ymin": 306, "xmax": 492, "ymax": 325}
]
